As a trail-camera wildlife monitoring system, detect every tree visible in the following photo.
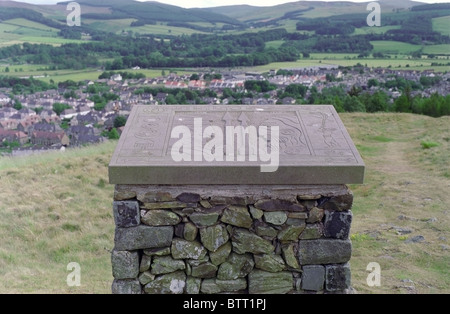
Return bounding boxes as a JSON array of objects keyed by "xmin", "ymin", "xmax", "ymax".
[
  {"xmin": 359, "ymin": 91, "xmax": 389, "ymax": 113},
  {"xmin": 166, "ymin": 94, "xmax": 177, "ymax": 105},
  {"xmin": 13, "ymin": 100, "xmax": 23, "ymax": 111},
  {"xmin": 394, "ymin": 95, "xmax": 412, "ymax": 113},
  {"xmin": 108, "ymin": 128, "xmax": 120, "ymax": 140},
  {"xmin": 33, "ymin": 107, "xmax": 44, "ymax": 115},
  {"xmin": 5, "ymin": 67, "xmax": 10, "ymax": 73},
  {"xmin": 343, "ymin": 96, "xmax": 366, "ymax": 112},
  {"xmin": 52, "ymin": 103, "xmax": 71, "ymax": 116},
  {"xmin": 368, "ymin": 79, "xmax": 379, "ymax": 88},
  {"xmin": 190, "ymin": 74, "xmax": 200, "ymax": 81},
  {"xmin": 114, "ymin": 116, "xmax": 127, "ymax": 128},
  {"xmin": 348, "ymin": 85, "xmax": 362, "ymax": 97}
]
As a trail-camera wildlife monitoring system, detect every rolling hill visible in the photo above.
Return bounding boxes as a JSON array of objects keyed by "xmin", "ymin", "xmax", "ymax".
[{"xmin": 205, "ymin": 0, "xmax": 427, "ymax": 23}]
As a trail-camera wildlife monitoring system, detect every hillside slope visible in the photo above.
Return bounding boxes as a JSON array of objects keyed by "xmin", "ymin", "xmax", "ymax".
[
  {"xmin": 0, "ymin": 112, "xmax": 448, "ymax": 294},
  {"xmin": 206, "ymin": 0, "xmax": 425, "ymax": 22}
]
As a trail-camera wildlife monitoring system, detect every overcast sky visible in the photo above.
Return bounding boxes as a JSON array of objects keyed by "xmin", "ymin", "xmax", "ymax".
[{"xmin": 12, "ymin": 0, "xmax": 450, "ymax": 9}]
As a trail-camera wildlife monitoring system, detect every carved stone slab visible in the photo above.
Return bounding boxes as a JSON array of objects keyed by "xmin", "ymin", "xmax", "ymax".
[{"xmin": 109, "ymin": 105, "xmax": 365, "ymax": 185}]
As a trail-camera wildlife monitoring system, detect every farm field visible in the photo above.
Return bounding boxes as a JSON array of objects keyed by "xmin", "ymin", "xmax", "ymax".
[
  {"xmin": 422, "ymin": 44, "xmax": 450, "ymax": 55},
  {"xmin": 84, "ymin": 19, "xmax": 137, "ymax": 34},
  {"xmin": 371, "ymin": 41, "xmax": 422, "ymax": 54},
  {"xmin": 2, "ymin": 55, "xmax": 447, "ymax": 84},
  {"xmin": 432, "ymin": 15, "xmax": 450, "ymax": 37},
  {"xmin": 0, "ymin": 18, "xmax": 85, "ymax": 47},
  {"xmin": 249, "ymin": 56, "xmax": 450, "ymax": 73},
  {"xmin": 354, "ymin": 26, "xmax": 402, "ymax": 35},
  {"xmin": 123, "ymin": 23, "xmax": 209, "ymax": 36}
]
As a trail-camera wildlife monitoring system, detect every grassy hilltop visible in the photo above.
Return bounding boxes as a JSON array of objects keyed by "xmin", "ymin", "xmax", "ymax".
[{"xmin": 0, "ymin": 112, "xmax": 449, "ymax": 294}]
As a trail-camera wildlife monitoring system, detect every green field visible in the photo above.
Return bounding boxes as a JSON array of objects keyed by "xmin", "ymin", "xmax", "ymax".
[
  {"xmin": 371, "ymin": 41, "xmax": 450, "ymax": 56},
  {"xmin": 0, "ymin": 18, "xmax": 85, "ymax": 47},
  {"xmin": 248, "ymin": 56, "xmax": 449, "ymax": 73},
  {"xmin": 266, "ymin": 40, "xmax": 285, "ymax": 49},
  {"xmin": 371, "ymin": 41, "xmax": 422, "ymax": 54},
  {"xmin": 432, "ymin": 15, "xmax": 450, "ymax": 37},
  {"xmin": 0, "ymin": 66, "xmax": 194, "ymax": 83},
  {"xmin": 124, "ymin": 23, "xmax": 209, "ymax": 36},
  {"xmin": 84, "ymin": 19, "xmax": 137, "ymax": 34},
  {"xmin": 422, "ymin": 44, "xmax": 450, "ymax": 56},
  {"xmin": 4, "ymin": 18, "xmax": 60, "ymax": 32},
  {"xmin": 354, "ymin": 26, "xmax": 401, "ymax": 35}
]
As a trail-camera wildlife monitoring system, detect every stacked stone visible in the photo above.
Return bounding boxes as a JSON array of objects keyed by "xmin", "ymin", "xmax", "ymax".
[{"xmin": 111, "ymin": 185, "xmax": 353, "ymax": 294}]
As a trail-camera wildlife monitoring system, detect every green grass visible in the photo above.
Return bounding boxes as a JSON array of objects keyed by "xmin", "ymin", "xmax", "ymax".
[
  {"xmin": 369, "ymin": 135, "xmax": 394, "ymax": 143},
  {"xmin": 125, "ymin": 23, "xmax": 209, "ymax": 36},
  {"xmin": 0, "ymin": 113, "xmax": 449, "ymax": 294},
  {"xmin": 4, "ymin": 18, "xmax": 59, "ymax": 32},
  {"xmin": 354, "ymin": 26, "xmax": 401, "ymax": 35},
  {"xmin": 0, "ymin": 18, "xmax": 86, "ymax": 47},
  {"xmin": 84, "ymin": 19, "xmax": 137, "ymax": 33},
  {"xmin": 247, "ymin": 56, "xmax": 446, "ymax": 72},
  {"xmin": 422, "ymin": 45, "xmax": 450, "ymax": 56},
  {"xmin": 266, "ymin": 40, "xmax": 285, "ymax": 49},
  {"xmin": 432, "ymin": 15, "xmax": 450, "ymax": 37},
  {"xmin": 371, "ymin": 41, "xmax": 422, "ymax": 54},
  {"xmin": 421, "ymin": 141, "xmax": 440, "ymax": 149},
  {"xmin": 310, "ymin": 53, "xmax": 360, "ymax": 60}
]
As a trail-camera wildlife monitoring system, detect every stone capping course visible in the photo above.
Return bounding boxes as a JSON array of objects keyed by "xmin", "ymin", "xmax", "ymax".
[
  {"xmin": 111, "ymin": 184, "xmax": 354, "ymax": 294},
  {"xmin": 108, "ymin": 105, "xmax": 365, "ymax": 185}
]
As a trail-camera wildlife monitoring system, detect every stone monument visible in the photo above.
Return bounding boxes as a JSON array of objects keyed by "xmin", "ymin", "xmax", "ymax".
[{"xmin": 109, "ymin": 105, "xmax": 364, "ymax": 294}]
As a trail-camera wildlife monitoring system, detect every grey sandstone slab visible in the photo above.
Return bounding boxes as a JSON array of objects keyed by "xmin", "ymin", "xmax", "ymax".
[
  {"xmin": 112, "ymin": 279, "xmax": 142, "ymax": 294},
  {"xmin": 298, "ymin": 239, "xmax": 352, "ymax": 265},
  {"xmin": 111, "ymin": 250, "xmax": 139, "ymax": 279},
  {"xmin": 113, "ymin": 201, "xmax": 140, "ymax": 228},
  {"xmin": 114, "ymin": 225, "xmax": 173, "ymax": 251},
  {"xmin": 109, "ymin": 105, "xmax": 365, "ymax": 185},
  {"xmin": 302, "ymin": 265, "xmax": 325, "ymax": 291}
]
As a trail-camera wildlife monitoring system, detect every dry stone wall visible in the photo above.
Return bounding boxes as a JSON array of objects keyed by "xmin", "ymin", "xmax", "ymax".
[{"xmin": 111, "ymin": 184, "xmax": 354, "ymax": 294}]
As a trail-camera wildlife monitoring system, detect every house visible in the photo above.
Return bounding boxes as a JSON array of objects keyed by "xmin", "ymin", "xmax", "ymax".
[
  {"xmin": 31, "ymin": 123, "xmax": 57, "ymax": 133},
  {"xmin": 0, "ymin": 120, "xmax": 18, "ymax": 130},
  {"xmin": 165, "ymin": 81, "xmax": 188, "ymax": 89},
  {"xmin": 0, "ymin": 93, "xmax": 11, "ymax": 104},
  {"xmin": 17, "ymin": 118, "xmax": 42, "ymax": 134},
  {"xmin": 0, "ymin": 129, "xmax": 28, "ymax": 145},
  {"xmin": 155, "ymin": 93, "xmax": 168, "ymax": 103},
  {"xmin": 188, "ymin": 80, "xmax": 206, "ymax": 90},
  {"xmin": 77, "ymin": 134, "xmax": 103, "ymax": 145},
  {"xmin": 76, "ymin": 105, "xmax": 91, "ymax": 116},
  {"xmin": 61, "ymin": 109, "xmax": 77, "ymax": 120},
  {"xmin": 79, "ymin": 99, "xmax": 95, "ymax": 108},
  {"xmin": 31, "ymin": 131, "xmax": 70, "ymax": 147},
  {"xmin": 76, "ymin": 112, "xmax": 99, "ymax": 125},
  {"xmin": 18, "ymin": 108, "xmax": 36, "ymax": 119},
  {"xmin": 1, "ymin": 107, "xmax": 18, "ymax": 119},
  {"xmin": 42, "ymin": 116, "xmax": 61, "ymax": 125},
  {"xmin": 40, "ymin": 110, "xmax": 58, "ymax": 119},
  {"xmin": 111, "ymin": 74, "xmax": 123, "ymax": 81},
  {"xmin": 282, "ymin": 97, "xmax": 296, "ymax": 105}
]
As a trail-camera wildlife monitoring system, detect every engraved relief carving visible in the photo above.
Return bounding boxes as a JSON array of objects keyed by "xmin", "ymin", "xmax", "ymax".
[{"xmin": 312, "ymin": 112, "xmax": 339, "ymax": 148}]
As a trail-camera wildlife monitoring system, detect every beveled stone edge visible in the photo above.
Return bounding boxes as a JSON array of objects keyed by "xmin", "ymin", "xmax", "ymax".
[{"xmin": 109, "ymin": 164, "xmax": 365, "ymax": 185}]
